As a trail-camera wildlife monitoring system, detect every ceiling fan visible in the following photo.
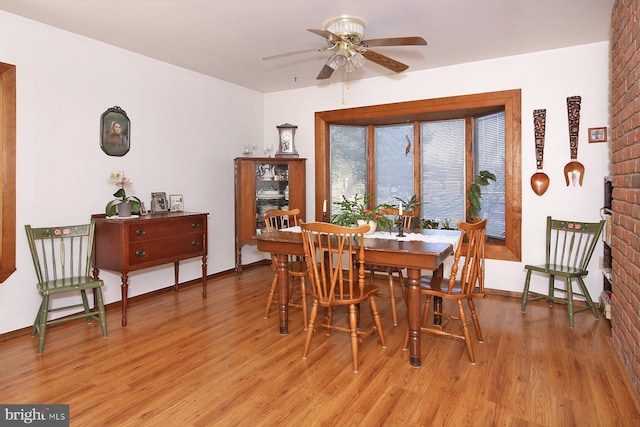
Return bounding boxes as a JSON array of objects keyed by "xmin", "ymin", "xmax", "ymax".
[{"xmin": 263, "ymin": 16, "xmax": 427, "ymax": 80}]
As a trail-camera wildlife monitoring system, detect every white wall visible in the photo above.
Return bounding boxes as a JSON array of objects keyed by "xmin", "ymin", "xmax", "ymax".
[
  {"xmin": 263, "ymin": 41, "xmax": 611, "ymax": 303},
  {"xmin": 0, "ymin": 9, "xmax": 610, "ymax": 335},
  {"xmin": 0, "ymin": 11, "xmax": 263, "ymax": 334}
]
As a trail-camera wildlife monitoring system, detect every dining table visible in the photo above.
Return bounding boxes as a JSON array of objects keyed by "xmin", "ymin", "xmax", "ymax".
[{"xmin": 254, "ymin": 227, "xmax": 461, "ymax": 368}]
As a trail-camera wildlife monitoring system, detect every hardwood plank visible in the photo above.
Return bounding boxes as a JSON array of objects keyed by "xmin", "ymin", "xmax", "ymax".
[{"xmin": 0, "ymin": 265, "xmax": 639, "ymax": 426}]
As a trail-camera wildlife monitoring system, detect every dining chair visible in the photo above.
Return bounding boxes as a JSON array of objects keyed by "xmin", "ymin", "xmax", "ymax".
[
  {"xmin": 25, "ymin": 222, "xmax": 108, "ymax": 354},
  {"xmin": 403, "ymin": 218, "xmax": 487, "ymax": 364},
  {"xmin": 263, "ymin": 208, "xmax": 310, "ymax": 329},
  {"xmin": 300, "ymin": 221, "xmax": 386, "ymax": 373},
  {"xmin": 364, "ymin": 208, "xmax": 415, "ymax": 326},
  {"xmin": 521, "ymin": 216, "xmax": 605, "ymax": 328}
]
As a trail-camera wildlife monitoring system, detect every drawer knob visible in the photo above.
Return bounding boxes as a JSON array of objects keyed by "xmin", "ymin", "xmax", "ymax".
[
  {"xmin": 191, "ymin": 222, "xmax": 201, "ymax": 229},
  {"xmin": 192, "ymin": 240, "xmax": 201, "ymax": 247},
  {"xmin": 135, "ymin": 228, "xmax": 146, "ymax": 236},
  {"xmin": 136, "ymin": 249, "xmax": 146, "ymax": 257}
]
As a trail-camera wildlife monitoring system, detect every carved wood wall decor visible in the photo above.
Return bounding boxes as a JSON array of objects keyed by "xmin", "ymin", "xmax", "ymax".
[
  {"xmin": 531, "ymin": 109, "xmax": 550, "ymax": 196},
  {"xmin": 564, "ymin": 96, "xmax": 585, "ymax": 186}
]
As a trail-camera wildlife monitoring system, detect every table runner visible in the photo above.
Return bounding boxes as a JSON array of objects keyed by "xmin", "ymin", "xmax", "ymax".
[{"xmin": 280, "ymin": 226, "xmax": 461, "ymax": 251}]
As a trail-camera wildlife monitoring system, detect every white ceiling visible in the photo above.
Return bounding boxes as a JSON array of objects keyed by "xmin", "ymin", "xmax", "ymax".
[{"xmin": 0, "ymin": 0, "xmax": 614, "ymax": 93}]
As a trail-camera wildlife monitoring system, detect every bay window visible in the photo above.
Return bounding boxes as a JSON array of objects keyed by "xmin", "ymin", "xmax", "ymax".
[{"xmin": 314, "ymin": 89, "xmax": 521, "ymax": 261}]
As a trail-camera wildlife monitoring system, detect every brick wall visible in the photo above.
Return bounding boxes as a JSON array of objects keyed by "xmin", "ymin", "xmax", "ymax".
[{"xmin": 610, "ymin": 0, "xmax": 640, "ymax": 397}]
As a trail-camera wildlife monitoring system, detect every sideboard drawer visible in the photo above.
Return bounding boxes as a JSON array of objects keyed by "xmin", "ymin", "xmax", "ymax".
[
  {"xmin": 129, "ymin": 234, "xmax": 205, "ymax": 266},
  {"xmin": 129, "ymin": 217, "xmax": 206, "ymax": 242}
]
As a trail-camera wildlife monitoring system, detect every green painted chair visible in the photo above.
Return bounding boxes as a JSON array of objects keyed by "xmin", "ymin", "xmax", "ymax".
[
  {"xmin": 25, "ymin": 222, "xmax": 107, "ymax": 354},
  {"xmin": 521, "ymin": 216, "xmax": 605, "ymax": 328}
]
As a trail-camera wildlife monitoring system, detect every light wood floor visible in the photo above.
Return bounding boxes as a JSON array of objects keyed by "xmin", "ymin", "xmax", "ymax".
[{"xmin": 1, "ymin": 265, "xmax": 639, "ymax": 426}]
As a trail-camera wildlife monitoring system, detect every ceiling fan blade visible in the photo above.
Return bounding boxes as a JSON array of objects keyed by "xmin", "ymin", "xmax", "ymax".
[
  {"xmin": 307, "ymin": 28, "xmax": 340, "ymax": 44},
  {"xmin": 362, "ymin": 36, "xmax": 427, "ymax": 47},
  {"xmin": 316, "ymin": 64, "xmax": 335, "ymax": 80},
  {"xmin": 262, "ymin": 47, "xmax": 322, "ymax": 61},
  {"xmin": 362, "ymin": 49, "xmax": 409, "ymax": 73}
]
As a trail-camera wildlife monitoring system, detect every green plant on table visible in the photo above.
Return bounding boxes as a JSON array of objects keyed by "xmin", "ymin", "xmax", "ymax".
[{"xmin": 331, "ymin": 193, "xmax": 394, "ymax": 232}]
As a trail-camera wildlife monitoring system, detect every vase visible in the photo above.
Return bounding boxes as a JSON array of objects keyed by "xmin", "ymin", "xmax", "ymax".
[
  {"xmin": 357, "ymin": 220, "xmax": 377, "ymax": 234},
  {"xmin": 117, "ymin": 202, "xmax": 132, "ymax": 217}
]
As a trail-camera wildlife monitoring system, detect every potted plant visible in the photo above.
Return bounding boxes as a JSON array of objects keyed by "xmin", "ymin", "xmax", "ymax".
[
  {"xmin": 105, "ymin": 170, "xmax": 141, "ymax": 217},
  {"xmin": 420, "ymin": 218, "xmax": 440, "ymax": 229},
  {"xmin": 331, "ymin": 193, "xmax": 394, "ymax": 232},
  {"xmin": 467, "ymin": 170, "xmax": 496, "ymax": 221},
  {"xmin": 393, "ymin": 194, "xmax": 418, "ymax": 212},
  {"xmin": 440, "ymin": 218, "xmax": 454, "ymax": 230}
]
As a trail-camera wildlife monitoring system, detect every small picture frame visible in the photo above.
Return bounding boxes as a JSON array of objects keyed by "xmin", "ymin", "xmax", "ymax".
[
  {"xmin": 169, "ymin": 194, "xmax": 184, "ymax": 212},
  {"xmin": 139, "ymin": 202, "xmax": 148, "ymax": 216},
  {"xmin": 150, "ymin": 192, "xmax": 168, "ymax": 213},
  {"xmin": 588, "ymin": 127, "xmax": 607, "ymax": 143},
  {"xmin": 100, "ymin": 106, "xmax": 130, "ymax": 156}
]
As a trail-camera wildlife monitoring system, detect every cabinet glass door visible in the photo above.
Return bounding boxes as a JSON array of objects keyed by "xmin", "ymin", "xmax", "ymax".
[{"xmin": 255, "ymin": 163, "xmax": 290, "ymax": 232}]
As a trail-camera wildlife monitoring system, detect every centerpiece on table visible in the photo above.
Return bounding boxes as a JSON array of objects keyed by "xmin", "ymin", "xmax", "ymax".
[
  {"xmin": 105, "ymin": 170, "xmax": 141, "ymax": 217},
  {"xmin": 330, "ymin": 193, "xmax": 394, "ymax": 233}
]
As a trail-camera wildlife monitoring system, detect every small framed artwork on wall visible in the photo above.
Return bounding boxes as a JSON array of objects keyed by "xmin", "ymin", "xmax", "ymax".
[
  {"xmin": 588, "ymin": 127, "xmax": 607, "ymax": 143},
  {"xmin": 169, "ymin": 194, "xmax": 184, "ymax": 212},
  {"xmin": 150, "ymin": 192, "xmax": 168, "ymax": 213},
  {"xmin": 100, "ymin": 106, "xmax": 130, "ymax": 156}
]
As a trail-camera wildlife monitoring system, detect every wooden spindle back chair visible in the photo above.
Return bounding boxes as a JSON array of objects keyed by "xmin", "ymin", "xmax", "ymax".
[
  {"xmin": 403, "ymin": 218, "xmax": 487, "ymax": 364},
  {"xmin": 25, "ymin": 222, "xmax": 107, "ymax": 354},
  {"xmin": 521, "ymin": 216, "xmax": 605, "ymax": 327},
  {"xmin": 263, "ymin": 208, "xmax": 310, "ymax": 329},
  {"xmin": 300, "ymin": 221, "xmax": 386, "ymax": 373},
  {"xmin": 364, "ymin": 208, "xmax": 415, "ymax": 326}
]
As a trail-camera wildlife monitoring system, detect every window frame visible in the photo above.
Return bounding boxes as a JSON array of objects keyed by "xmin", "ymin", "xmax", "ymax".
[
  {"xmin": 0, "ymin": 62, "xmax": 16, "ymax": 282},
  {"xmin": 314, "ymin": 89, "xmax": 521, "ymax": 261}
]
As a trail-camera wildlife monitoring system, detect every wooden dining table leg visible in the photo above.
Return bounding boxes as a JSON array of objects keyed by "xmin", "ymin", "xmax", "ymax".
[
  {"xmin": 276, "ymin": 253, "xmax": 290, "ymax": 335},
  {"xmin": 406, "ymin": 267, "xmax": 422, "ymax": 368}
]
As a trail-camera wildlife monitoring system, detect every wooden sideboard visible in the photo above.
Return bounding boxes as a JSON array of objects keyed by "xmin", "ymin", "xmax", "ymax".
[{"xmin": 92, "ymin": 212, "xmax": 208, "ymax": 326}]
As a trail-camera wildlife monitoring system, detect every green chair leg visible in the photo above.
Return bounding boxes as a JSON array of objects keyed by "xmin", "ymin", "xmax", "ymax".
[
  {"xmin": 96, "ymin": 288, "xmax": 108, "ymax": 337},
  {"xmin": 37, "ymin": 295, "xmax": 49, "ymax": 354},
  {"xmin": 521, "ymin": 270, "xmax": 533, "ymax": 312}
]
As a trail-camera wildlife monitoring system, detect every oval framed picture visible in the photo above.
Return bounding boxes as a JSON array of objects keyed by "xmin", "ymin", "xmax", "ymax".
[{"xmin": 100, "ymin": 106, "xmax": 130, "ymax": 156}]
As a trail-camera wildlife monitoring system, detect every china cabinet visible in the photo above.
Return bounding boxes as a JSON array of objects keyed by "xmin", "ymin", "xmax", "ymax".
[{"xmin": 234, "ymin": 157, "xmax": 306, "ymax": 277}]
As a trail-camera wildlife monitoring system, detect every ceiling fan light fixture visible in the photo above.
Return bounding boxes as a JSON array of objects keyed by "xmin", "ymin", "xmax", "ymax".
[
  {"xmin": 327, "ymin": 51, "xmax": 348, "ymax": 69},
  {"xmin": 325, "ymin": 17, "xmax": 365, "ymax": 44},
  {"xmin": 345, "ymin": 51, "xmax": 366, "ymax": 72}
]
